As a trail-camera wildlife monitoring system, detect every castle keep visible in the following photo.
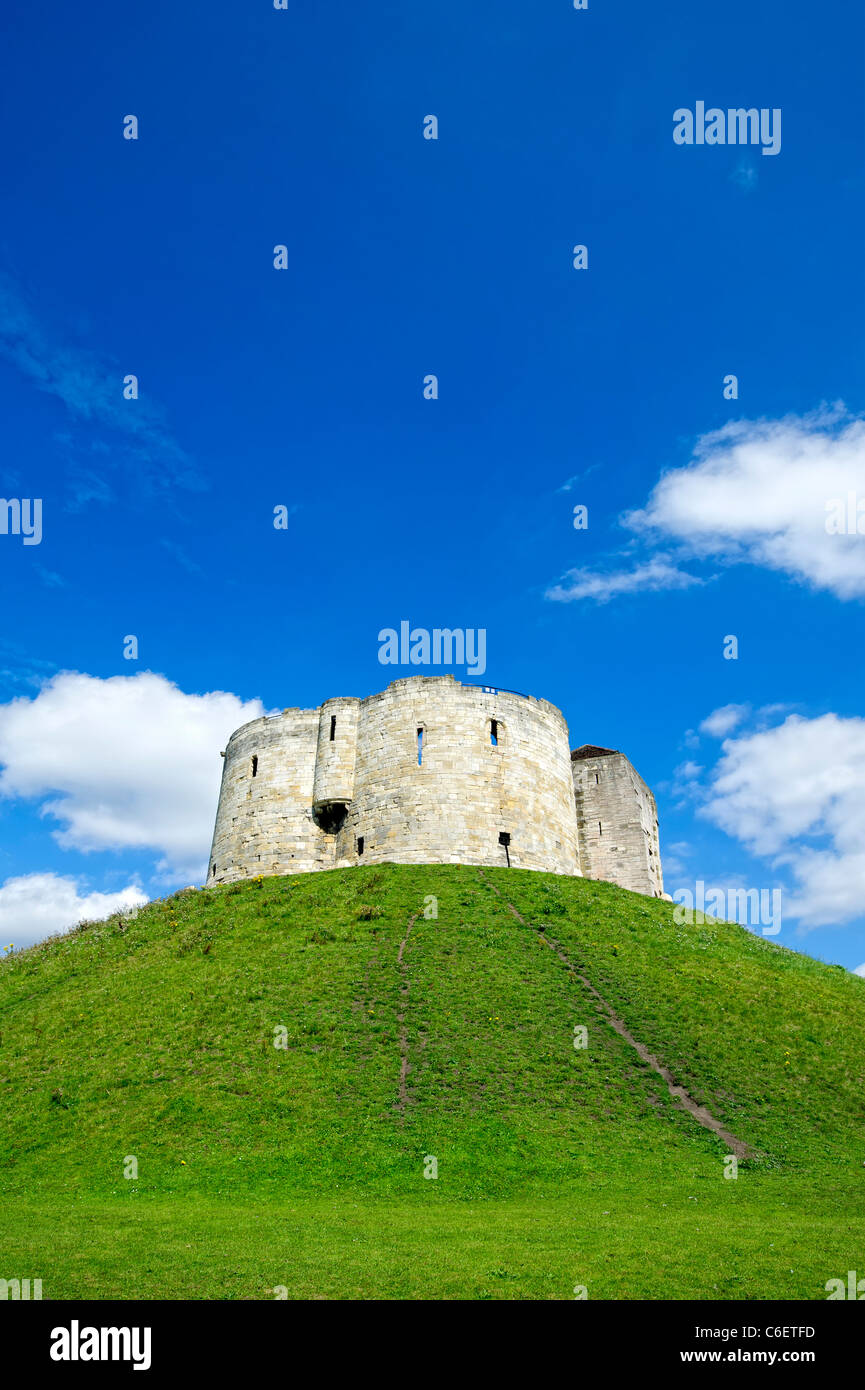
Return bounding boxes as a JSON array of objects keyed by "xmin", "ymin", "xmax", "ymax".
[{"xmin": 207, "ymin": 676, "xmax": 663, "ymax": 896}]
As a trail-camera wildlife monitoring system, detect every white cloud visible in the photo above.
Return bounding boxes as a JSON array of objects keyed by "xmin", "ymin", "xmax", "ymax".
[
  {"xmin": 675, "ymin": 760, "xmax": 704, "ymax": 780},
  {"xmin": 854, "ymin": 962, "xmax": 865, "ymax": 977},
  {"xmin": 660, "ymin": 841, "xmax": 692, "ymax": 878},
  {"xmin": 626, "ymin": 406, "xmax": 865, "ymax": 599},
  {"xmin": 557, "ymin": 467, "xmax": 600, "ymax": 493},
  {"xmin": 700, "ymin": 712, "xmax": 865, "ymax": 928},
  {"xmin": 545, "ymin": 554, "xmax": 703, "ymax": 604},
  {"xmin": 0, "ymin": 671, "xmax": 265, "ymax": 879},
  {"xmin": 667, "ymin": 759, "xmax": 706, "ymax": 806},
  {"xmin": 0, "ymin": 873, "xmax": 148, "ymax": 953},
  {"xmin": 700, "ymin": 704, "xmax": 750, "ymax": 738},
  {"xmin": 545, "ymin": 406, "xmax": 865, "ymax": 606}
]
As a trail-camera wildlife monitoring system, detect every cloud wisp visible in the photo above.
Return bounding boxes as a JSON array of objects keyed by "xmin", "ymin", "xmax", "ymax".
[
  {"xmin": 0, "ymin": 273, "xmax": 205, "ymax": 498},
  {"xmin": 546, "ymin": 553, "xmax": 704, "ymax": 604}
]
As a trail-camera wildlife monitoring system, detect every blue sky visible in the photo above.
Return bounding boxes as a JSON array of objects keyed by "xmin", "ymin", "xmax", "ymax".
[{"xmin": 1, "ymin": 0, "xmax": 864, "ymax": 968}]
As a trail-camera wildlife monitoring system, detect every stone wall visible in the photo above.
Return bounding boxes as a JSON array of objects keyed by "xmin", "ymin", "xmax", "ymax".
[
  {"xmin": 207, "ymin": 708, "xmax": 326, "ymax": 882},
  {"xmin": 207, "ymin": 676, "xmax": 664, "ymax": 897},
  {"xmin": 334, "ymin": 677, "xmax": 580, "ymax": 874},
  {"xmin": 571, "ymin": 747, "xmax": 664, "ymax": 897}
]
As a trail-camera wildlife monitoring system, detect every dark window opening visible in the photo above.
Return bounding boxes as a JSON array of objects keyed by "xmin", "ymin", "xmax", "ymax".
[
  {"xmin": 313, "ymin": 802, "xmax": 347, "ymax": 834},
  {"xmin": 595, "ymin": 772, "xmax": 600, "ymax": 784},
  {"xmin": 498, "ymin": 830, "xmax": 511, "ymax": 868},
  {"xmin": 330, "ymin": 715, "xmax": 336, "ymax": 741},
  {"xmin": 598, "ymin": 821, "xmax": 603, "ymax": 835},
  {"xmin": 417, "ymin": 727, "xmax": 424, "ymax": 766},
  {"xmin": 251, "ymin": 755, "xmax": 258, "ymax": 777},
  {"xmin": 490, "ymin": 719, "xmax": 499, "ymax": 747},
  {"xmin": 357, "ymin": 836, "xmax": 365, "ymax": 856}
]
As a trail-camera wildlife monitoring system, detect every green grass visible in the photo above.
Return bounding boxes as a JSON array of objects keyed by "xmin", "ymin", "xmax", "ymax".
[{"xmin": 1, "ymin": 864, "xmax": 863, "ymax": 1298}]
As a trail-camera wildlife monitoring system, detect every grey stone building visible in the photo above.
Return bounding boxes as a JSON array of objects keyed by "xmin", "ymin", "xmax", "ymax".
[{"xmin": 207, "ymin": 676, "xmax": 663, "ymax": 897}]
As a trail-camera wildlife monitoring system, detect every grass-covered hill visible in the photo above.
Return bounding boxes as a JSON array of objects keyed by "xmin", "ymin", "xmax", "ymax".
[{"xmin": 1, "ymin": 864, "xmax": 863, "ymax": 1299}]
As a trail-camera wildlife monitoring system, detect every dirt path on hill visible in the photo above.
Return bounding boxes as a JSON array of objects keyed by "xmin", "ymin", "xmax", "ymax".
[{"xmin": 477, "ymin": 871, "xmax": 752, "ymax": 1161}]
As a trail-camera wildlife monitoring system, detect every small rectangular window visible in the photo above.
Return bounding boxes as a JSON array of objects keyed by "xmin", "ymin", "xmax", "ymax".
[
  {"xmin": 598, "ymin": 821, "xmax": 603, "ymax": 835},
  {"xmin": 330, "ymin": 715, "xmax": 336, "ymax": 741},
  {"xmin": 417, "ymin": 728, "xmax": 423, "ymax": 766},
  {"xmin": 251, "ymin": 755, "xmax": 258, "ymax": 777},
  {"xmin": 490, "ymin": 719, "xmax": 498, "ymax": 746},
  {"xmin": 357, "ymin": 836, "xmax": 364, "ymax": 856}
]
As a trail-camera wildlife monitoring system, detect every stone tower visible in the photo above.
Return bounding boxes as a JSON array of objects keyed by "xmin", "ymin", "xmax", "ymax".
[
  {"xmin": 207, "ymin": 675, "xmax": 663, "ymax": 896},
  {"xmin": 570, "ymin": 745, "xmax": 664, "ymax": 897}
]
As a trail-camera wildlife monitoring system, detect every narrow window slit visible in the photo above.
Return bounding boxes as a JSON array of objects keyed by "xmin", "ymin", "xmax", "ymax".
[
  {"xmin": 490, "ymin": 719, "xmax": 498, "ymax": 747},
  {"xmin": 251, "ymin": 755, "xmax": 258, "ymax": 777},
  {"xmin": 417, "ymin": 727, "xmax": 424, "ymax": 766},
  {"xmin": 357, "ymin": 836, "xmax": 364, "ymax": 856},
  {"xmin": 330, "ymin": 715, "xmax": 336, "ymax": 741}
]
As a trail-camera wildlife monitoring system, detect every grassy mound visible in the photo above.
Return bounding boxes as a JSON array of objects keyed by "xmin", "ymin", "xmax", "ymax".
[{"xmin": 1, "ymin": 864, "xmax": 863, "ymax": 1298}]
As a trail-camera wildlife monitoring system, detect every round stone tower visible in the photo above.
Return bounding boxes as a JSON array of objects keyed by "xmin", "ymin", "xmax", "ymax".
[
  {"xmin": 207, "ymin": 675, "xmax": 582, "ymax": 882},
  {"xmin": 207, "ymin": 706, "xmax": 329, "ymax": 880}
]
